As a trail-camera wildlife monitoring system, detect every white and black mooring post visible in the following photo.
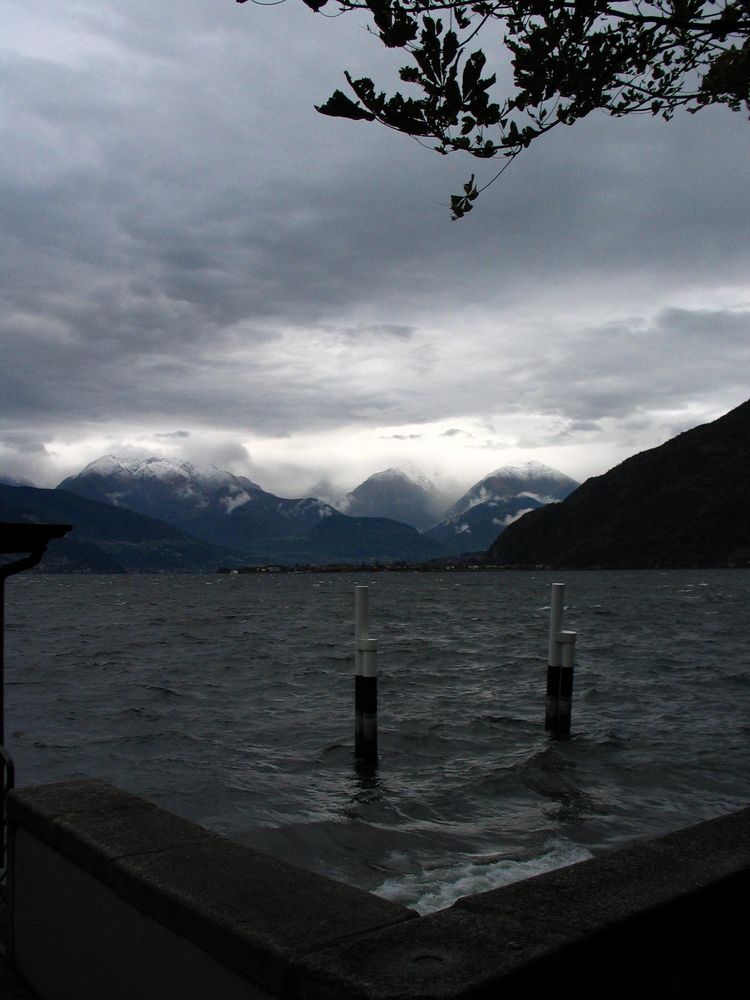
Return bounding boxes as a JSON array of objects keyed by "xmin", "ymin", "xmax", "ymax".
[
  {"xmin": 545, "ymin": 584, "xmax": 577, "ymax": 738},
  {"xmin": 545, "ymin": 583, "xmax": 565, "ymax": 732},
  {"xmin": 354, "ymin": 585, "xmax": 378, "ymax": 764},
  {"xmin": 556, "ymin": 630, "xmax": 577, "ymax": 738}
]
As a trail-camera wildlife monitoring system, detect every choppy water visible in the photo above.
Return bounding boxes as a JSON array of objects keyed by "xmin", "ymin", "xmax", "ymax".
[{"xmin": 4, "ymin": 570, "xmax": 749, "ymax": 913}]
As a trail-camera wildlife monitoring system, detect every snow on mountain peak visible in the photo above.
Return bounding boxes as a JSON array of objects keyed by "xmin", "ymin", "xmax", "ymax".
[
  {"xmin": 133, "ymin": 457, "xmax": 196, "ymax": 480},
  {"xmin": 368, "ymin": 467, "xmax": 409, "ymax": 484},
  {"xmin": 399, "ymin": 462, "xmax": 440, "ymax": 495},
  {"xmin": 77, "ymin": 454, "xmax": 263, "ymax": 489},
  {"xmin": 365, "ymin": 465, "xmax": 437, "ymax": 494},
  {"xmin": 485, "ymin": 460, "xmax": 570, "ymax": 482},
  {"xmin": 79, "ymin": 455, "xmax": 195, "ymax": 481},
  {"xmin": 82, "ymin": 454, "xmax": 129, "ymax": 476},
  {"xmin": 443, "ymin": 461, "xmax": 577, "ymax": 520}
]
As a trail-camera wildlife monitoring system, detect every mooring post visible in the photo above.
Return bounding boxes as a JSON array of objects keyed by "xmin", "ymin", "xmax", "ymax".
[
  {"xmin": 545, "ymin": 583, "xmax": 565, "ymax": 732},
  {"xmin": 555, "ymin": 630, "xmax": 577, "ymax": 738},
  {"xmin": 355, "ymin": 585, "xmax": 369, "ymax": 676},
  {"xmin": 354, "ymin": 585, "xmax": 377, "ymax": 764}
]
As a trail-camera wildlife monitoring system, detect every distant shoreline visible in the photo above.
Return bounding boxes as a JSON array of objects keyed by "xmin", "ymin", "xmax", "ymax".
[
  {"xmin": 217, "ymin": 561, "xmax": 750, "ymax": 574},
  {"xmin": 217, "ymin": 558, "xmax": 486, "ymax": 574},
  {"xmin": 18, "ymin": 560, "xmax": 750, "ymax": 576}
]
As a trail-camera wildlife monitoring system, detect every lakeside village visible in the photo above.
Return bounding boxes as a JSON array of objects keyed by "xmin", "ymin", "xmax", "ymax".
[{"xmin": 216, "ymin": 556, "xmax": 497, "ymax": 574}]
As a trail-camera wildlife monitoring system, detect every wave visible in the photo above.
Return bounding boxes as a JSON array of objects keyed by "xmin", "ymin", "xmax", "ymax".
[{"xmin": 373, "ymin": 839, "xmax": 593, "ymax": 914}]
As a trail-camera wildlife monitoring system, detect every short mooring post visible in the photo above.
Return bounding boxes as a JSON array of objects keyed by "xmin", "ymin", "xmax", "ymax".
[
  {"xmin": 354, "ymin": 585, "xmax": 378, "ymax": 764},
  {"xmin": 545, "ymin": 583, "xmax": 577, "ymax": 739}
]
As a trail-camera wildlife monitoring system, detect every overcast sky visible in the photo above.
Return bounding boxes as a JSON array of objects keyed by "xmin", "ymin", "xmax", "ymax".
[{"xmin": 1, "ymin": 0, "xmax": 748, "ymax": 498}]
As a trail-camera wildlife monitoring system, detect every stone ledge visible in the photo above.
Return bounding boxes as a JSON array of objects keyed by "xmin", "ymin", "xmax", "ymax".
[
  {"xmin": 456, "ymin": 805, "xmax": 750, "ymax": 933},
  {"xmin": 7, "ymin": 782, "xmax": 750, "ymax": 999},
  {"xmin": 7, "ymin": 781, "xmax": 416, "ymax": 995}
]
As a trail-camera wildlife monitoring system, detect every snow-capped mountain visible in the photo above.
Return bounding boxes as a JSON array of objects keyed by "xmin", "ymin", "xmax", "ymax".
[
  {"xmin": 58, "ymin": 456, "xmax": 338, "ymax": 551},
  {"xmin": 336, "ymin": 467, "xmax": 448, "ymax": 531},
  {"xmin": 426, "ymin": 462, "xmax": 579, "ymax": 554},
  {"xmin": 445, "ymin": 461, "xmax": 578, "ymax": 519},
  {"xmin": 54, "ymin": 454, "xmax": 580, "ymax": 564},
  {"xmin": 58, "ymin": 456, "xmax": 448, "ymax": 564}
]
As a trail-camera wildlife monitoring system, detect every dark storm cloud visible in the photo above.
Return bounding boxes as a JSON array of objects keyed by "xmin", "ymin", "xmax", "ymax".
[{"xmin": 1, "ymin": 0, "xmax": 748, "ymax": 484}]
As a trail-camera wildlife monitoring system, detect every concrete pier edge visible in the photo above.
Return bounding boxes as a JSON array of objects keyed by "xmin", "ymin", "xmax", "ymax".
[{"xmin": 6, "ymin": 780, "xmax": 750, "ymax": 999}]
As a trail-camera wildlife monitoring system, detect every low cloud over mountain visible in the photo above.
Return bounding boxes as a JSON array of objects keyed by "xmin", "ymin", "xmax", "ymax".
[{"xmin": 427, "ymin": 462, "xmax": 578, "ymax": 554}]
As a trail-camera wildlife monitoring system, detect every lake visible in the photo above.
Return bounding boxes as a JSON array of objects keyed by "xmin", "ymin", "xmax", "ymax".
[{"xmin": 4, "ymin": 569, "xmax": 749, "ymax": 912}]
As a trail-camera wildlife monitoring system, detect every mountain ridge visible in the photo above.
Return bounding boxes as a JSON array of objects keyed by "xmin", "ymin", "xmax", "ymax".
[
  {"xmin": 427, "ymin": 462, "xmax": 579, "ymax": 555},
  {"xmin": 487, "ymin": 400, "xmax": 750, "ymax": 568},
  {"xmin": 0, "ymin": 483, "xmax": 236, "ymax": 572},
  {"xmin": 335, "ymin": 466, "xmax": 448, "ymax": 531},
  {"xmin": 55, "ymin": 458, "xmax": 448, "ymax": 567}
]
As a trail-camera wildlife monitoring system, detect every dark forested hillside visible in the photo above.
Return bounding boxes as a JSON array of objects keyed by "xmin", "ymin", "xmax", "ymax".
[
  {"xmin": 0, "ymin": 484, "xmax": 234, "ymax": 572},
  {"xmin": 487, "ymin": 401, "xmax": 750, "ymax": 569}
]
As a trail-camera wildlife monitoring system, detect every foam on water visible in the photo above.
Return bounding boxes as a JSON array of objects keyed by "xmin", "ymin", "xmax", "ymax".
[{"xmin": 373, "ymin": 840, "xmax": 594, "ymax": 913}]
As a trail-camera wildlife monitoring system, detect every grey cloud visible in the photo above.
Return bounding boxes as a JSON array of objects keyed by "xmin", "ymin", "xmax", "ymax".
[
  {"xmin": 0, "ymin": 431, "xmax": 58, "ymax": 486},
  {"xmin": 657, "ymin": 307, "xmax": 750, "ymax": 344},
  {"xmin": 0, "ymin": 431, "xmax": 49, "ymax": 455},
  {"xmin": 567, "ymin": 420, "xmax": 603, "ymax": 433},
  {"xmin": 180, "ymin": 438, "xmax": 251, "ymax": 473},
  {"xmin": 499, "ymin": 308, "xmax": 750, "ymax": 427},
  {"xmin": 1, "ymin": 1, "xmax": 748, "ymax": 479},
  {"xmin": 339, "ymin": 324, "xmax": 417, "ymax": 341}
]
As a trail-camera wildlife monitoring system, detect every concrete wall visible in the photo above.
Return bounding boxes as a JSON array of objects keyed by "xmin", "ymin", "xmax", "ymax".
[{"xmin": 7, "ymin": 781, "xmax": 750, "ymax": 999}]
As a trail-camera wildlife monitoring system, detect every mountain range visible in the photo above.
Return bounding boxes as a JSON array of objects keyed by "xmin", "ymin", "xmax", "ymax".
[
  {"xmin": 488, "ymin": 400, "xmax": 750, "ymax": 568},
  {"xmin": 2, "ymin": 401, "xmax": 745, "ymax": 570},
  {"xmin": 51, "ymin": 457, "xmax": 451, "ymax": 569},
  {"xmin": 2, "ymin": 456, "xmax": 576, "ymax": 571}
]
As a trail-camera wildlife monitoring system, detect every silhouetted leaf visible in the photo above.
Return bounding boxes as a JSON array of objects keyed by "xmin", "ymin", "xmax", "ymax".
[{"xmin": 316, "ymin": 91, "xmax": 376, "ymax": 121}]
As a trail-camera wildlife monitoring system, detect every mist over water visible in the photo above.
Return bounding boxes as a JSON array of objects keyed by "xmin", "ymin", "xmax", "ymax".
[{"xmin": 5, "ymin": 570, "xmax": 750, "ymax": 913}]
